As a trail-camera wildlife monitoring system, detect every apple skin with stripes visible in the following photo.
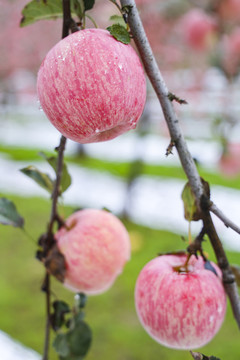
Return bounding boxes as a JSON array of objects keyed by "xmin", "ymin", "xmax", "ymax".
[
  {"xmin": 37, "ymin": 28, "xmax": 146, "ymax": 144},
  {"xmin": 135, "ymin": 254, "xmax": 226, "ymax": 349},
  {"xmin": 55, "ymin": 209, "xmax": 131, "ymax": 295}
]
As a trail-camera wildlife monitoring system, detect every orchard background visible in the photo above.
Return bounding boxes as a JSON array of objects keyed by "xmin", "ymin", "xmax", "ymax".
[{"xmin": 1, "ymin": 0, "xmax": 240, "ymax": 359}]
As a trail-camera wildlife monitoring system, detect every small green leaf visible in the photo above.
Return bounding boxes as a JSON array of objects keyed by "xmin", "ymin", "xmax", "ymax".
[
  {"xmin": 181, "ymin": 182, "xmax": 201, "ymax": 222},
  {"xmin": 83, "ymin": 0, "xmax": 95, "ymax": 11},
  {"xmin": 20, "ymin": 0, "xmax": 63, "ymax": 27},
  {"xmin": 53, "ymin": 333, "xmax": 70, "ymax": 357},
  {"xmin": 72, "ymin": 0, "xmax": 83, "ymax": 18},
  {"xmin": 0, "ymin": 198, "xmax": 24, "ymax": 228},
  {"xmin": 109, "ymin": 14, "xmax": 126, "ymax": 27},
  {"xmin": 20, "ymin": 0, "xmax": 83, "ymax": 27},
  {"xmin": 107, "ymin": 24, "xmax": 130, "ymax": 44},
  {"xmin": 20, "ymin": 166, "xmax": 54, "ymax": 193},
  {"xmin": 39, "ymin": 152, "xmax": 71, "ymax": 194},
  {"xmin": 67, "ymin": 320, "xmax": 92, "ymax": 356},
  {"xmin": 75, "ymin": 293, "xmax": 87, "ymax": 309},
  {"xmin": 59, "ymin": 355, "xmax": 83, "ymax": 360},
  {"xmin": 51, "ymin": 300, "xmax": 71, "ymax": 331},
  {"xmin": 49, "ymin": 158, "xmax": 71, "ymax": 194}
]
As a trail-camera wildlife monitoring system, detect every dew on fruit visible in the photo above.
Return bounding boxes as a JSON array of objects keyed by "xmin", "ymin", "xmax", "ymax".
[
  {"xmin": 37, "ymin": 99, "xmax": 43, "ymax": 111},
  {"xmin": 95, "ymin": 128, "xmax": 101, "ymax": 133},
  {"xmin": 209, "ymin": 315, "xmax": 214, "ymax": 324},
  {"xmin": 118, "ymin": 64, "xmax": 123, "ymax": 70},
  {"xmin": 129, "ymin": 118, "xmax": 137, "ymax": 127}
]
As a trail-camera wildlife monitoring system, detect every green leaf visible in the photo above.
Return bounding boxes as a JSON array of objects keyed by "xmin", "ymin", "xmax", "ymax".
[
  {"xmin": 75, "ymin": 293, "xmax": 87, "ymax": 309},
  {"xmin": 21, "ymin": 0, "xmax": 94, "ymax": 27},
  {"xmin": 59, "ymin": 355, "xmax": 83, "ymax": 360},
  {"xmin": 72, "ymin": 0, "xmax": 83, "ymax": 19},
  {"xmin": 20, "ymin": 0, "xmax": 64, "ymax": 27},
  {"xmin": 0, "ymin": 198, "xmax": 24, "ymax": 228},
  {"xmin": 67, "ymin": 320, "xmax": 92, "ymax": 356},
  {"xmin": 39, "ymin": 152, "xmax": 71, "ymax": 194},
  {"xmin": 109, "ymin": 14, "xmax": 126, "ymax": 27},
  {"xmin": 51, "ymin": 300, "xmax": 71, "ymax": 331},
  {"xmin": 181, "ymin": 182, "xmax": 201, "ymax": 222},
  {"xmin": 53, "ymin": 333, "xmax": 70, "ymax": 357},
  {"xmin": 107, "ymin": 24, "xmax": 130, "ymax": 44},
  {"xmin": 20, "ymin": 166, "xmax": 54, "ymax": 193},
  {"xmin": 83, "ymin": 0, "xmax": 95, "ymax": 11}
]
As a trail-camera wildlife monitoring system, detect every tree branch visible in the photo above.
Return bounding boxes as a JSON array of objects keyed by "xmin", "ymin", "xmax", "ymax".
[
  {"xmin": 210, "ymin": 201, "xmax": 240, "ymax": 235},
  {"xmin": 47, "ymin": 135, "xmax": 67, "ymax": 236},
  {"xmin": 62, "ymin": 0, "xmax": 72, "ymax": 38},
  {"xmin": 42, "ymin": 1, "xmax": 71, "ymax": 358},
  {"xmin": 202, "ymin": 210, "xmax": 240, "ymax": 327},
  {"xmin": 120, "ymin": 0, "xmax": 240, "ymax": 328}
]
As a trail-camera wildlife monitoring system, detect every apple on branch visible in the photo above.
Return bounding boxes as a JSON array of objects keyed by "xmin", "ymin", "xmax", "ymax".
[
  {"xmin": 135, "ymin": 254, "xmax": 226, "ymax": 350},
  {"xmin": 37, "ymin": 28, "xmax": 146, "ymax": 144},
  {"xmin": 54, "ymin": 208, "xmax": 131, "ymax": 295}
]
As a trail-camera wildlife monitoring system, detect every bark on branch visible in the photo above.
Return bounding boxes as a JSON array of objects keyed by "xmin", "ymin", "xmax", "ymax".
[{"xmin": 120, "ymin": 0, "xmax": 240, "ymax": 328}]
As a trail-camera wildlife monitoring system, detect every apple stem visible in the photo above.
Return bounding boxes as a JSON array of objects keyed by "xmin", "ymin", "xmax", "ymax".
[
  {"xmin": 187, "ymin": 227, "xmax": 206, "ymax": 259},
  {"xmin": 173, "ymin": 253, "xmax": 192, "ymax": 273},
  {"xmin": 188, "ymin": 221, "xmax": 192, "ymax": 244}
]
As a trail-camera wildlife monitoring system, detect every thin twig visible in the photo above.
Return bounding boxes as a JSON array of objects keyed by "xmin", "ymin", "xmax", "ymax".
[
  {"xmin": 62, "ymin": 0, "xmax": 72, "ymax": 38},
  {"xmin": 202, "ymin": 211, "xmax": 240, "ymax": 328},
  {"xmin": 42, "ymin": 137, "xmax": 67, "ymax": 360},
  {"xmin": 42, "ymin": 274, "xmax": 51, "ymax": 360},
  {"xmin": 42, "ymin": 0, "xmax": 71, "ymax": 357},
  {"xmin": 47, "ymin": 136, "xmax": 67, "ymax": 236},
  {"xmin": 120, "ymin": 0, "xmax": 240, "ymax": 328},
  {"xmin": 210, "ymin": 201, "xmax": 240, "ymax": 235},
  {"xmin": 42, "ymin": 136, "xmax": 67, "ymax": 360}
]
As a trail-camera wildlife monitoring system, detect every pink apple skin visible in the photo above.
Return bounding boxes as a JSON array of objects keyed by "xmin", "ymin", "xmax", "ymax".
[
  {"xmin": 219, "ymin": 0, "xmax": 240, "ymax": 22},
  {"xmin": 37, "ymin": 28, "xmax": 146, "ymax": 144},
  {"xmin": 222, "ymin": 27, "xmax": 240, "ymax": 77},
  {"xmin": 55, "ymin": 209, "xmax": 131, "ymax": 295},
  {"xmin": 180, "ymin": 9, "xmax": 217, "ymax": 51},
  {"xmin": 135, "ymin": 254, "xmax": 226, "ymax": 350}
]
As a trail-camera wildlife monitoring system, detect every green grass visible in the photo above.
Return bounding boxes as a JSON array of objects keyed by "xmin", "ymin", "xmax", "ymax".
[
  {"xmin": 0, "ymin": 195, "xmax": 239, "ymax": 360},
  {"xmin": 1, "ymin": 144, "xmax": 240, "ymax": 190}
]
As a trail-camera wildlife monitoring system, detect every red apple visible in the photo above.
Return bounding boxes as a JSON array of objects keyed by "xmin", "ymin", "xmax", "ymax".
[
  {"xmin": 135, "ymin": 254, "xmax": 226, "ymax": 349},
  {"xmin": 222, "ymin": 28, "xmax": 240, "ymax": 77},
  {"xmin": 55, "ymin": 209, "xmax": 131, "ymax": 295},
  {"xmin": 218, "ymin": 0, "xmax": 240, "ymax": 22},
  {"xmin": 37, "ymin": 28, "xmax": 146, "ymax": 144},
  {"xmin": 179, "ymin": 9, "xmax": 217, "ymax": 51}
]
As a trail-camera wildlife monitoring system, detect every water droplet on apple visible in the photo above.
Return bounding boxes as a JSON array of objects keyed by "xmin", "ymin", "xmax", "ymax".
[{"xmin": 37, "ymin": 99, "xmax": 43, "ymax": 111}]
